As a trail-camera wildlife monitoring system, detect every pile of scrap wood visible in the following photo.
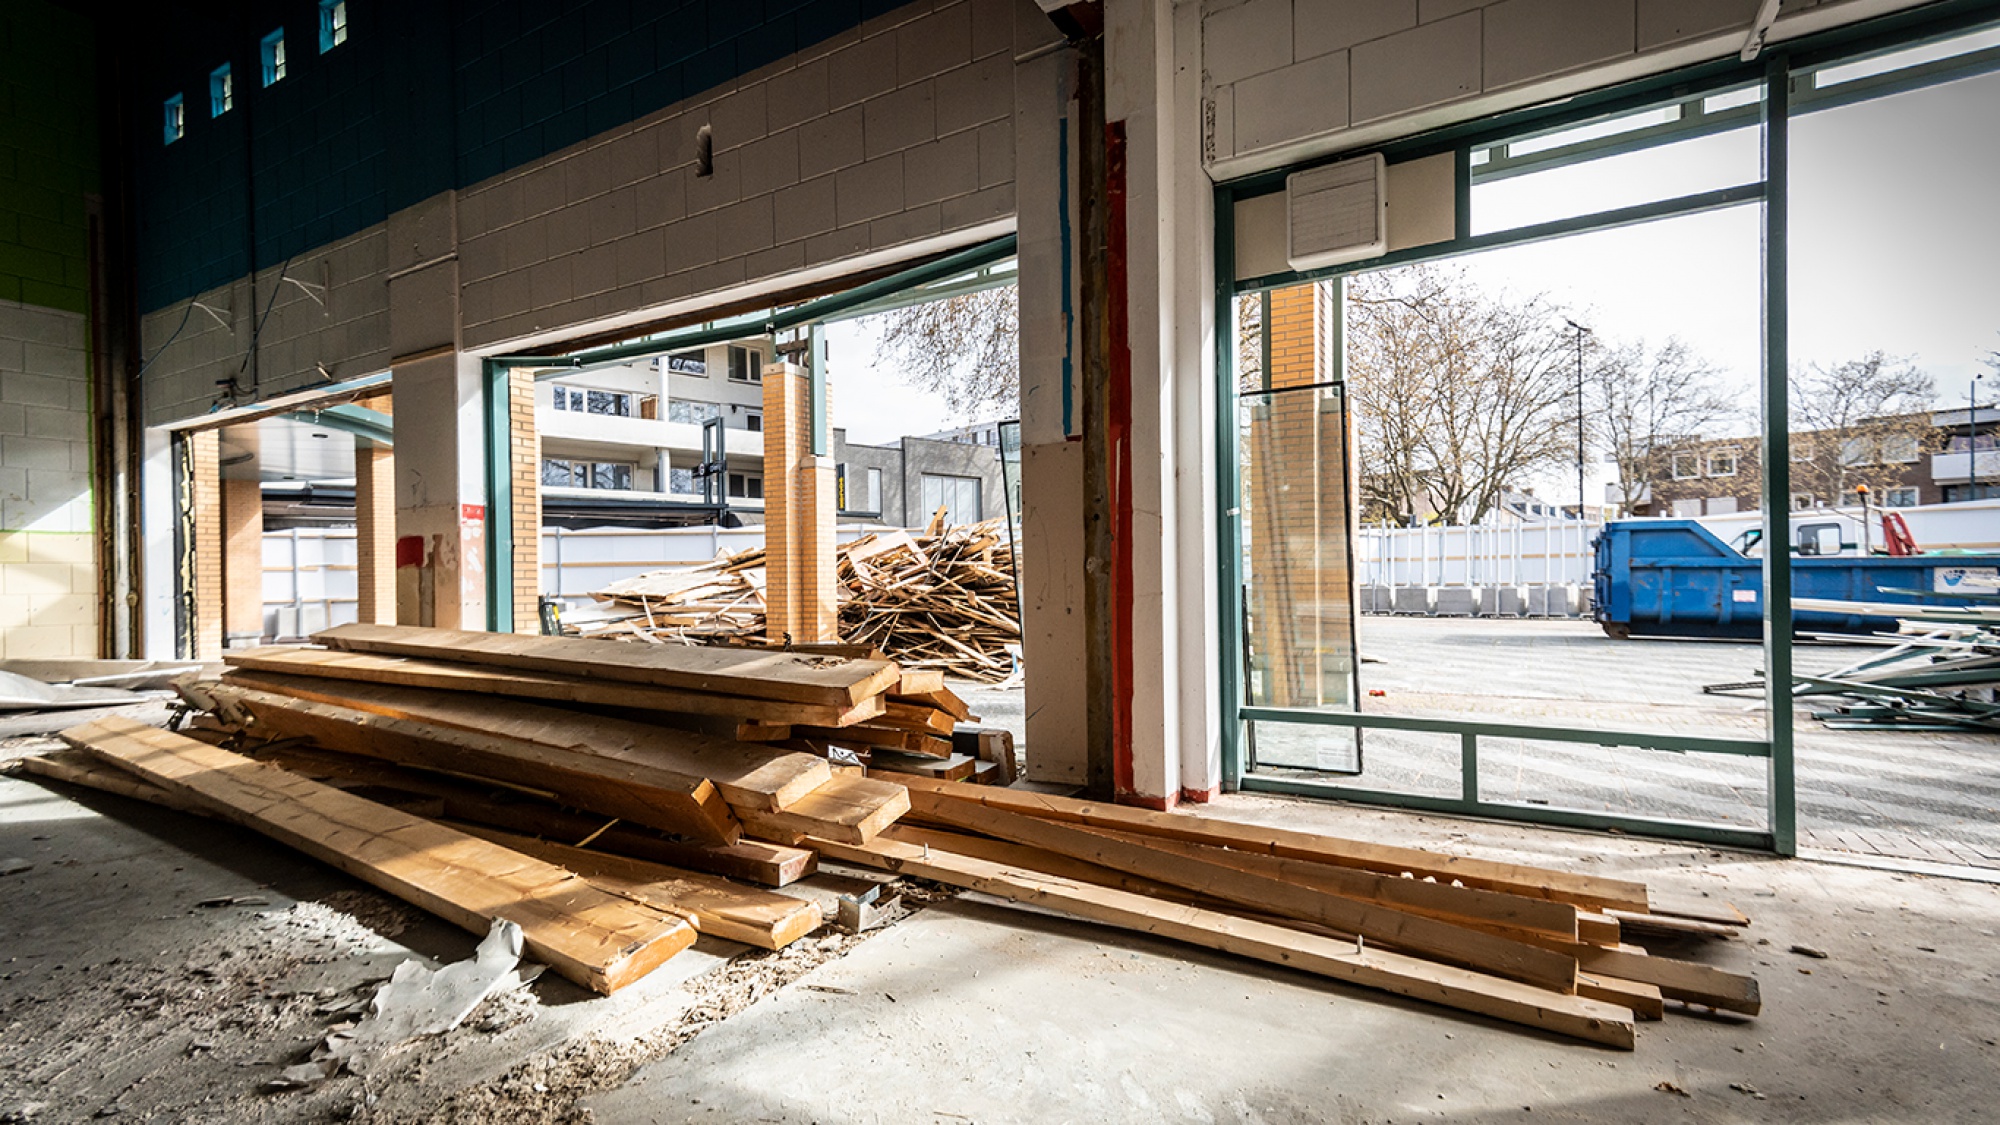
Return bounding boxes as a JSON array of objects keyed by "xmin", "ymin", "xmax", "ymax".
[
  {"xmin": 28, "ymin": 623, "xmax": 952, "ymax": 994},
  {"xmin": 813, "ymin": 778, "xmax": 1759, "ymax": 1050},
  {"xmin": 21, "ymin": 623, "xmax": 1758, "ymax": 1047},
  {"xmin": 582, "ymin": 517, "xmax": 1022, "ymax": 682}
]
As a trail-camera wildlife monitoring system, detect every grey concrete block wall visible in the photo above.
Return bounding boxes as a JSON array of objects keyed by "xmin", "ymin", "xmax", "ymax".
[
  {"xmin": 0, "ymin": 298, "xmax": 98, "ymax": 658},
  {"xmin": 139, "ymin": 0, "xmax": 1025, "ymax": 428},
  {"xmin": 454, "ymin": 0, "xmax": 1020, "ymax": 354},
  {"xmin": 1202, "ymin": 0, "xmax": 1878, "ymax": 170}
]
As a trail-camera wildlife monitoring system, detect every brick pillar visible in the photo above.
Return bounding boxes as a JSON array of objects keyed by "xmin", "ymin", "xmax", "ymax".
[
  {"xmin": 762, "ymin": 361, "xmax": 836, "ymax": 643},
  {"xmin": 221, "ymin": 474, "xmax": 264, "ymax": 648},
  {"xmin": 354, "ymin": 440, "xmax": 396, "ymax": 625},
  {"xmin": 509, "ymin": 369, "xmax": 541, "ymax": 634},
  {"xmin": 186, "ymin": 429, "xmax": 223, "ymax": 662}
]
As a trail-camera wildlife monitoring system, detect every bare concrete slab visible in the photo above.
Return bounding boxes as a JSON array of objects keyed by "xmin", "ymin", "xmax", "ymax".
[{"xmin": 591, "ymin": 793, "xmax": 2000, "ymax": 1125}]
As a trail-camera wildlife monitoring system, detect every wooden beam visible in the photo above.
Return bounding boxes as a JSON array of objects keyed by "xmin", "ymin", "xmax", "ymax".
[
  {"xmin": 1517, "ymin": 938, "xmax": 1761, "ymax": 1015},
  {"xmin": 866, "ymin": 751, "xmax": 979, "ymax": 782},
  {"xmin": 204, "ymin": 681, "xmax": 742, "ymax": 846},
  {"xmin": 904, "ymin": 790, "xmax": 1577, "ymax": 993},
  {"xmin": 1577, "ymin": 973, "xmax": 1665, "ymax": 1021},
  {"xmin": 746, "ymin": 774, "xmax": 910, "ymax": 844},
  {"xmin": 1060, "ymin": 820, "xmax": 1581, "ymax": 939},
  {"xmin": 314, "ymin": 624, "xmax": 902, "ymax": 708},
  {"xmin": 61, "ymin": 717, "xmax": 698, "ymax": 994},
  {"xmin": 239, "ymin": 744, "xmax": 818, "ymax": 887},
  {"xmin": 456, "ymin": 825, "xmax": 823, "ymax": 950},
  {"xmin": 895, "ymin": 777, "xmax": 1648, "ymax": 912},
  {"xmin": 812, "ymin": 832, "xmax": 1634, "ymax": 1049},
  {"xmin": 16, "ymin": 748, "xmax": 203, "ymax": 814},
  {"xmin": 225, "ymin": 646, "xmax": 886, "ymax": 727},
  {"xmin": 221, "ymin": 671, "xmax": 830, "ymax": 812}
]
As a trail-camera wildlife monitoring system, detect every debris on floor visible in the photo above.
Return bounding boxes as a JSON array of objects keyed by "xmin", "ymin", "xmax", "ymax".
[
  {"xmin": 19, "ymin": 625, "xmax": 1760, "ymax": 1055},
  {"xmin": 1707, "ymin": 590, "xmax": 2000, "ymax": 732},
  {"xmin": 581, "ymin": 516, "xmax": 1023, "ymax": 682}
]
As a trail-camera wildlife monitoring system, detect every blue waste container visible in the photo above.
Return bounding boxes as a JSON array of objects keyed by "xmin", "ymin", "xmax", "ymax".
[{"xmin": 1592, "ymin": 519, "xmax": 2000, "ymax": 639}]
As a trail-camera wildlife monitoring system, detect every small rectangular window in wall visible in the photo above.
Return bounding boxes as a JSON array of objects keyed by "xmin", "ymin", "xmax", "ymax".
[
  {"xmin": 210, "ymin": 65, "xmax": 233, "ymax": 117},
  {"xmin": 728, "ymin": 347, "xmax": 762, "ymax": 383},
  {"xmin": 745, "ymin": 411, "xmax": 762, "ymax": 433},
  {"xmin": 319, "ymin": 0, "xmax": 348, "ymax": 52},
  {"xmin": 728, "ymin": 472, "xmax": 764, "ymax": 500},
  {"xmin": 163, "ymin": 94, "xmax": 184, "ymax": 144},
  {"xmin": 261, "ymin": 30, "xmax": 287, "ymax": 86},
  {"xmin": 920, "ymin": 473, "xmax": 981, "ymax": 527}
]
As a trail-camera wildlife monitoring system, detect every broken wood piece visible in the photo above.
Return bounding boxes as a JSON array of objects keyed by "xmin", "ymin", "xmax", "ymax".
[
  {"xmin": 225, "ymin": 646, "xmax": 887, "ymax": 727},
  {"xmin": 903, "ymin": 789, "xmax": 1578, "ymax": 993},
  {"xmin": 203, "ymin": 681, "xmax": 742, "ymax": 846},
  {"xmin": 61, "ymin": 717, "xmax": 698, "ymax": 994},
  {"xmin": 314, "ymin": 624, "xmax": 902, "ymax": 708},
  {"xmin": 455, "ymin": 825, "xmax": 823, "ymax": 950},
  {"xmin": 894, "ymin": 669, "xmax": 946, "ymax": 695},
  {"xmin": 812, "ymin": 832, "xmax": 1634, "ymax": 1049},
  {"xmin": 894, "ymin": 776, "xmax": 1649, "ymax": 913},
  {"xmin": 951, "ymin": 728, "xmax": 1017, "ymax": 784},
  {"xmin": 1606, "ymin": 909, "xmax": 1743, "ymax": 939}
]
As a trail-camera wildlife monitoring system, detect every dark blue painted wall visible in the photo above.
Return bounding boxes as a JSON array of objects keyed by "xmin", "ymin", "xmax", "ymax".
[{"xmin": 133, "ymin": 0, "xmax": 914, "ymax": 314}]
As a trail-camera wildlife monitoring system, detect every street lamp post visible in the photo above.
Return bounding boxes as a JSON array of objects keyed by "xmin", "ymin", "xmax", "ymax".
[
  {"xmin": 1565, "ymin": 319, "xmax": 1591, "ymax": 519},
  {"xmin": 1971, "ymin": 372, "xmax": 1985, "ymax": 502}
]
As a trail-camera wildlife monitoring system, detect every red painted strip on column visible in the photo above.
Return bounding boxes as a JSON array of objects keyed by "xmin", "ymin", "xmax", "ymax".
[{"xmin": 1105, "ymin": 119, "xmax": 1136, "ymax": 803}]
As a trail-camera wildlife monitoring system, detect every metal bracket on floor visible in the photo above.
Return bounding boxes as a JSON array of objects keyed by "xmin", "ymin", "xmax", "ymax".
[{"xmin": 836, "ymin": 884, "xmax": 899, "ymax": 934}]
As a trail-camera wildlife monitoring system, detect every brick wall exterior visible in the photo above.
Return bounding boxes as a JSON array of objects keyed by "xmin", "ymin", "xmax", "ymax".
[{"xmin": 186, "ymin": 428, "xmax": 222, "ymax": 661}]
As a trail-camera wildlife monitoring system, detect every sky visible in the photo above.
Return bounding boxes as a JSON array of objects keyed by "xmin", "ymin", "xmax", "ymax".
[{"xmin": 824, "ymin": 34, "xmax": 2000, "ymax": 455}]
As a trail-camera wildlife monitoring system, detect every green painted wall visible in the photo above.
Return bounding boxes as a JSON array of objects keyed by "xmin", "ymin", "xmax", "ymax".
[{"xmin": 0, "ymin": 0, "xmax": 97, "ymax": 315}]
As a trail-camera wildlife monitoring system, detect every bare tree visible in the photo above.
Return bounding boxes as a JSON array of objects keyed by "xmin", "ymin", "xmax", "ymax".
[
  {"xmin": 873, "ymin": 285, "xmax": 1020, "ymax": 420},
  {"xmin": 1789, "ymin": 351, "xmax": 1939, "ymax": 503},
  {"xmin": 1346, "ymin": 263, "xmax": 1577, "ymax": 524},
  {"xmin": 1590, "ymin": 336, "xmax": 1742, "ymax": 512}
]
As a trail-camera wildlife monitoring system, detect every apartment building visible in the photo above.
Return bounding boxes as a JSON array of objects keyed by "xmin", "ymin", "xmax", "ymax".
[{"xmin": 537, "ymin": 339, "xmax": 771, "ymax": 526}]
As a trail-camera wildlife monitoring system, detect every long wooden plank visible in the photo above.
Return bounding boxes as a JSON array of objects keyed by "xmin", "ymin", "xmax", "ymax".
[
  {"xmin": 314, "ymin": 624, "xmax": 902, "ymax": 708},
  {"xmin": 241, "ymin": 741, "xmax": 815, "ymax": 886},
  {"xmin": 456, "ymin": 826, "xmax": 822, "ymax": 950},
  {"xmin": 748, "ymin": 773, "xmax": 910, "ymax": 844},
  {"xmin": 16, "ymin": 748, "xmax": 204, "ymax": 814},
  {"xmin": 867, "ymin": 751, "xmax": 979, "ymax": 782},
  {"xmin": 203, "ymin": 682, "xmax": 742, "ymax": 846},
  {"xmin": 225, "ymin": 646, "xmax": 886, "ymax": 727},
  {"xmin": 1577, "ymin": 973, "xmax": 1665, "ymax": 1021},
  {"xmin": 897, "ymin": 777, "xmax": 1648, "ymax": 912},
  {"xmin": 1515, "ymin": 938, "xmax": 1760, "ymax": 1015},
  {"xmin": 222, "ymin": 671, "xmax": 830, "ymax": 812},
  {"xmin": 1062, "ymin": 821, "xmax": 1581, "ymax": 939},
  {"xmin": 61, "ymin": 717, "xmax": 698, "ymax": 994},
  {"xmin": 814, "ymin": 832, "xmax": 1634, "ymax": 1048},
  {"xmin": 906, "ymin": 790, "xmax": 1577, "ymax": 993}
]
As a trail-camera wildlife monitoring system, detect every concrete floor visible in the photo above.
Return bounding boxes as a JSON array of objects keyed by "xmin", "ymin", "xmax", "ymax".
[{"xmin": 6, "ymin": 742, "xmax": 2000, "ymax": 1124}]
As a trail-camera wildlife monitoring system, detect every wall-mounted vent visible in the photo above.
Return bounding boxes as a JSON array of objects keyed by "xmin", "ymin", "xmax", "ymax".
[{"xmin": 1286, "ymin": 155, "xmax": 1386, "ymax": 271}]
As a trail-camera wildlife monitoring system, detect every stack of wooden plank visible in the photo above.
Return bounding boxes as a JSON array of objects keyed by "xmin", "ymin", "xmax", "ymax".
[
  {"xmin": 33, "ymin": 624, "xmax": 940, "ymax": 994},
  {"xmin": 582, "ymin": 518, "xmax": 1022, "ymax": 682},
  {"xmin": 808, "ymin": 778, "xmax": 1760, "ymax": 1050}
]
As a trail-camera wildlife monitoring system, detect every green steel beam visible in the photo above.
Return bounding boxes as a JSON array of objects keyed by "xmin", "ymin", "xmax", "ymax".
[
  {"xmin": 1234, "ymin": 182, "xmax": 1764, "ymax": 294},
  {"xmin": 1238, "ymin": 774, "xmax": 1776, "ymax": 851},
  {"xmin": 492, "ymin": 234, "xmax": 1019, "ymax": 376},
  {"xmin": 1214, "ymin": 183, "xmax": 1246, "ymax": 790},
  {"xmin": 284, "ymin": 403, "xmax": 393, "ymax": 446},
  {"xmin": 1240, "ymin": 707, "xmax": 1773, "ymax": 758},
  {"xmin": 808, "ymin": 323, "xmax": 828, "ymax": 458},
  {"xmin": 1762, "ymin": 56, "xmax": 1797, "ymax": 857},
  {"xmin": 482, "ymin": 359, "xmax": 514, "ymax": 635}
]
